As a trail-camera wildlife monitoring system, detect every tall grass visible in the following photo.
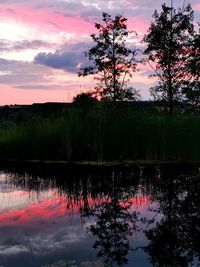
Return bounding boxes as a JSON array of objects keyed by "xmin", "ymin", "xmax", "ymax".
[{"xmin": 0, "ymin": 107, "xmax": 200, "ymax": 162}]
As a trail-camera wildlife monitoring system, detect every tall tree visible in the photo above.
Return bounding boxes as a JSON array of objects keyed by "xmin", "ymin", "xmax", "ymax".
[
  {"xmin": 183, "ymin": 28, "xmax": 200, "ymax": 109},
  {"xmin": 79, "ymin": 13, "xmax": 139, "ymax": 102},
  {"xmin": 143, "ymin": 3, "xmax": 195, "ymax": 113}
]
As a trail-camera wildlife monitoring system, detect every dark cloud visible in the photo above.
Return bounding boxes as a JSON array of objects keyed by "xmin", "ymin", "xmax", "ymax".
[
  {"xmin": 34, "ymin": 39, "xmax": 143, "ymax": 73},
  {"xmin": 34, "ymin": 42, "xmax": 91, "ymax": 73},
  {"xmin": 13, "ymin": 40, "xmax": 54, "ymax": 50},
  {"xmin": 0, "ymin": 58, "xmax": 87, "ymax": 93},
  {"xmin": 0, "ymin": 39, "xmax": 54, "ymax": 52},
  {"xmin": 14, "ymin": 84, "xmax": 70, "ymax": 90},
  {"xmin": 77, "ymin": 0, "xmax": 200, "ymax": 24},
  {"xmin": 15, "ymin": 84, "xmax": 56, "ymax": 90},
  {"xmin": 0, "ymin": 58, "xmax": 51, "ymax": 85},
  {"xmin": 34, "ymin": 51, "xmax": 79, "ymax": 72}
]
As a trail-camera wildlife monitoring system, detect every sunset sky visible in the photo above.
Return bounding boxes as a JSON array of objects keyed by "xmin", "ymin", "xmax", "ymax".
[{"xmin": 0, "ymin": 0, "xmax": 199, "ymax": 105}]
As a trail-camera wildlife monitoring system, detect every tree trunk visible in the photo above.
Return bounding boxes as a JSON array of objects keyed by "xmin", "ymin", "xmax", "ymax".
[
  {"xmin": 168, "ymin": 72, "xmax": 173, "ymax": 114},
  {"xmin": 168, "ymin": 3, "xmax": 174, "ymax": 115},
  {"xmin": 112, "ymin": 29, "xmax": 116, "ymax": 103}
]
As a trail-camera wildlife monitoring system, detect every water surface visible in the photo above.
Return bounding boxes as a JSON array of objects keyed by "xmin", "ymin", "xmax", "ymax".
[{"xmin": 0, "ymin": 165, "xmax": 199, "ymax": 267}]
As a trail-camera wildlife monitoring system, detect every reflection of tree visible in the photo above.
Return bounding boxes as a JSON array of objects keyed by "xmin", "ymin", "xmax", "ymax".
[
  {"xmin": 8, "ymin": 167, "xmax": 147, "ymax": 266},
  {"xmin": 144, "ymin": 167, "xmax": 200, "ymax": 267},
  {"xmin": 7, "ymin": 165, "xmax": 200, "ymax": 266},
  {"xmin": 84, "ymin": 171, "xmax": 139, "ymax": 266},
  {"xmin": 90, "ymin": 200, "xmax": 136, "ymax": 266},
  {"xmin": 183, "ymin": 176, "xmax": 200, "ymax": 258}
]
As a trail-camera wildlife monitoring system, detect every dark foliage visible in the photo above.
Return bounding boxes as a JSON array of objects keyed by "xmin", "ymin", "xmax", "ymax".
[{"xmin": 73, "ymin": 92, "xmax": 98, "ymax": 108}]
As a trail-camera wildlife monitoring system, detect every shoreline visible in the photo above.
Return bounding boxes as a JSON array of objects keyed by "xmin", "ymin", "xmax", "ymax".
[{"xmin": 0, "ymin": 159, "xmax": 199, "ymax": 167}]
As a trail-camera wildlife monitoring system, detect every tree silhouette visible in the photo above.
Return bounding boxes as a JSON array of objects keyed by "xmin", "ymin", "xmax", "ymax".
[
  {"xmin": 144, "ymin": 168, "xmax": 200, "ymax": 267},
  {"xmin": 79, "ymin": 12, "xmax": 139, "ymax": 102},
  {"xmin": 73, "ymin": 92, "xmax": 98, "ymax": 108},
  {"xmin": 143, "ymin": 3, "xmax": 195, "ymax": 113}
]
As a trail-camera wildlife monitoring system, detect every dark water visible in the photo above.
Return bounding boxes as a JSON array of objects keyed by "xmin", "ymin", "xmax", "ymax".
[{"xmin": 0, "ymin": 165, "xmax": 199, "ymax": 267}]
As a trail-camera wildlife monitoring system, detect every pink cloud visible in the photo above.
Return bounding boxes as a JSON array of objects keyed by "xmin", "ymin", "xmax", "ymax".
[
  {"xmin": 194, "ymin": 3, "xmax": 200, "ymax": 11},
  {"xmin": 0, "ymin": 197, "xmax": 67, "ymax": 225},
  {"xmin": 128, "ymin": 16, "xmax": 149, "ymax": 34},
  {"xmin": 0, "ymin": 193, "xmax": 150, "ymax": 225},
  {"xmin": 0, "ymin": 4, "xmax": 94, "ymax": 35},
  {"xmin": 0, "ymin": 194, "xmax": 107, "ymax": 225},
  {"xmin": 122, "ymin": 0, "xmax": 133, "ymax": 5},
  {"xmin": 0, "ymin": 3, "xmax": 149, "ymax": 37}
]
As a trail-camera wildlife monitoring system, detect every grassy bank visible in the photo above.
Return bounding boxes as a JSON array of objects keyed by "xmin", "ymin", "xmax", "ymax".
[{"xmin": 0, "ymin": 106, "xmax": 200, "ymax": 162}]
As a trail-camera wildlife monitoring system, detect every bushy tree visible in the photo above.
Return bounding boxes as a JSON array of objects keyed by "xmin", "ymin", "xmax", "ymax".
[
  {"xmin": 79, "ymin": 13, "xmax": 139, "ymax": 102},
  {"xmin": 143, "ymin": 3, "xmax": 195, "ymax": 113},
  {"xmin": 73, "ymin": 92, "xmax": 98, "ymax": 108}
]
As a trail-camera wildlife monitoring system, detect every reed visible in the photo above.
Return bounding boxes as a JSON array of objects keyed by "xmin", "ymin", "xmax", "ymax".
[{"xmin": 0, "ymin": 107, "xmax": 200, "ymax": 162}]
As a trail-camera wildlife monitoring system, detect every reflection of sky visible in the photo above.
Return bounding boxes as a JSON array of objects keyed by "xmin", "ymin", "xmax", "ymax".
[{"xmin": 0, "ymin": 172, "xmax": 157, "ymax": 267}]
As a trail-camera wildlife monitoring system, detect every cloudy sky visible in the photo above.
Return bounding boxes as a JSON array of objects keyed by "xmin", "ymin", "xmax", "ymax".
[{"xmin": 0, "ymin": 0, "xmax": 199, "ymax": 105}]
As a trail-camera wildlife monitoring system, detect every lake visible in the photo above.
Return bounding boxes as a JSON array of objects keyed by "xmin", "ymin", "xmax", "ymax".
[{"xmin": 0, "ymin": 164, "xmax": 199, "ymax": 267}]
